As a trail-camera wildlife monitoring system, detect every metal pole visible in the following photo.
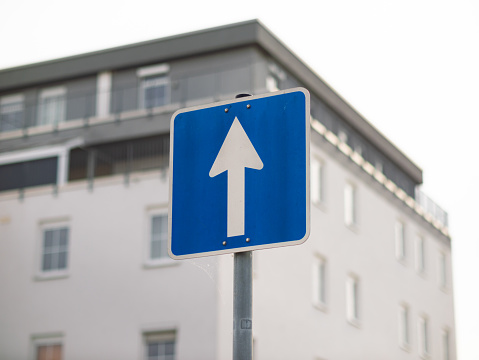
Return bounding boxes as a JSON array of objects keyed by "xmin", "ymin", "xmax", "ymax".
[
  {"xmin": 233, "ymin": 250, "xmax": 253, "ymax": 360},
  {"xmin": 233, "ymin": 92, "xmax": 254, "ymax": 360}
]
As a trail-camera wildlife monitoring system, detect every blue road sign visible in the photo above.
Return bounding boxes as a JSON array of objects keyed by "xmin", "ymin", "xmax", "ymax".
[{"xmin": 168, "ymin": 88, "xmax": 310, "ymax": 259}]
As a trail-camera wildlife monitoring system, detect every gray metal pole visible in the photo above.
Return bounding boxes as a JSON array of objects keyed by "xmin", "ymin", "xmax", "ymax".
[
  {"xmin": 233, "ymin": 93, "xmax": 254, "ymax": 360},
  {"xmin": 233, "ymin": 250, "xmax": 253, "ymax": 360}
]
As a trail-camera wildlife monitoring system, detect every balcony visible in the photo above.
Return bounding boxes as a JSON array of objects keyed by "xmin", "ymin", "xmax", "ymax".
[
  {"xmin": 415, "ymin": 188, "xmax": 449, "ymax": 228},
  {"xmin": 0, "ymin": 63, "xmax": 257, "ymax": 141}
]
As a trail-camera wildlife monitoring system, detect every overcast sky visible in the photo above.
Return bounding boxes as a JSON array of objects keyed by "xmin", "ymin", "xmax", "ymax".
[{"xmin": 1, "ymin": 0, "xmax": 478, "ymax": 358}]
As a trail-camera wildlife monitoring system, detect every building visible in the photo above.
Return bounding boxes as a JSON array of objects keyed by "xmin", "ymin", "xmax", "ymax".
[{"xmin": 0, "ymin": 20, "xmax": 455, "ymax": 360}]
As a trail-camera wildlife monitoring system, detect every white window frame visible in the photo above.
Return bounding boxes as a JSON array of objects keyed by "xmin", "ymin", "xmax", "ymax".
[
  {"xmin": 442, "ymin": 328, "xmax": 450, "ymax": 360},
  {"xmin": 346, "ymin": 274, "xmax": 360, "ymax": 326},
  {"xmin": 1, "ymin": 93, "xmax": 24, "ymax": 132},
  {"xmin": 395, "ymin": 221, "xmax": 406, "ymax": 262},
  {"xmin": 96, "ymin": 71, "xmax": 112, "ymax": 118},
  {"xmin": 418, "ymin": 315, "xmax": 430, "ymax": 358},
  {"xmin": 344, "ymin": 182, "xmax": 356, "ymax": 227},
  {"xmin": 35, "ymin": 218, "xmax": 70, "ymax": 281},
  {"xmin": 398, "ymin": 304, "xmax": 410, "ymax": 350},
  {"xmin": 415, "ymin": 235, "xmax": 426, "ymax": 274},
  {"xmin": 338, "ymin": 130, "xmax": 348, "ymax": 143},
  {"xmin": 311, "ymin": 157, "xmax": 323, "ymax": 206},
  {"xmin": 438, "ymin": 251, "xmax": 447, "ymax": 290},
  {"xmin": 37, "ymin": 86, "xmax": 66, "ymax": 126},
  {"xmin": 137, "ymin": 63, "xmax": 170, "ymax": 110},
  {"xmin": 143, "ymin": 330, "xmax": 176, "ymax": 360},
  {"xmin": 266, "ymin": 74, "xmax": 279, "ymax": 92},
  {"xmin": 31, "ymin": 333, "xmax": 63, "ymax": 360},
  {"xmin": 144, "ymin": 206, "xmax": 175, "ymax": 268},
  {"xmin": 312, "ymin": 255, "xmax": 327, "ymax": 310}
]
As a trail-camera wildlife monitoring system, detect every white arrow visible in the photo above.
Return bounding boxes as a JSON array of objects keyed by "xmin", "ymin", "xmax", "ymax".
[{"xmin": 209, "ymin": 117, "xmax": 263, "ymax": 237}]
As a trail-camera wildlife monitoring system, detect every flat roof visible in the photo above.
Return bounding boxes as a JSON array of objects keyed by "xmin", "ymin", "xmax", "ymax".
[{"xmin": 0, "ymin": 19, "xmax": 422, "ymax": 184}]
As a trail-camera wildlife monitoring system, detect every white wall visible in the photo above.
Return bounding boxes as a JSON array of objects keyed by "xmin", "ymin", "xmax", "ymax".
[
  {"xmin": 251, "ymin": 141, "xmax": 456, "ymax": 360},
  {"xmin": 0, "ymin": 142, "xmax": 456, "ymax": 360},
  {"xmin": 0, "ymin": 172, "xmax": 219, "ymax": 360}
]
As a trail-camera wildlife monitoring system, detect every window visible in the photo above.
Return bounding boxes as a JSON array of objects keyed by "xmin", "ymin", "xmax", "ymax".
[
  {"xmin": 344, "ymin": 183, "xmax": 356, "ymax": 227},
  {"xmin": 354, "ymin": 145, "xmax": 362, "ymax": 156},
  {"xmin": 0, "ymin": 94, "xmax": 24, "ymax": 132},
  {"xmin": 144, "ymin": 331, "xmax": 176, "ymax": 360},
  {"xmin": 144, "ymin": 207, "xmax": 173, "ymax": 268},
  {"xmin": 415, "ymin": 235, "xmax": 426, "ymax": 273},
  {"xmin": 266, "ymin": 75, "xmax": 279, "ymax": 92},
  {"xmin": 151, "ymin": 214, "xmax": 168, "ymax": 260},
  {"xmin": 312, "ymin": 256, "xmax": 327, "ymax": 309},
  {"xmin": 36, "ymin": 343, "xmax": 62, "ymax": 360},
  {"xmin": 338, "ymin": 130, "xmax": 348, "ymax": 143},
  {"xmin": 41, "ymin": 227, "xmax": 69, "ymax": 272},
  {"xmin": 141, "ymin": 76, "xmax": 169, "ymax": 109},
  {"xmin": 0, "ymin": 157, "xmax": 58, "ymax": 192},
  {"xmin": 32, "ymin": 335, "xmax": 63, "ymax": 360},
  {"xmin": 38, "ymin": 87, "xmax": 66, "ymax": 126},
  {"xmin": 346, "ymin": 275, "xmax": 359, "ymax": 325},
  {"xmin": 311, "ymin": 157, "xmax": 323, "ymax": 205},
  {"xmin": 395, "ymin": 221, "xmax": 405, "ymax": 261},
  {"xmin": 439, "ymin": 252, "xmax": 447, "ymax": 289},
  {"xmin": 266, "ymin": 62, "xmax": 285, "ymax": 92},
  {"xmin": 418, "ymin": 316, "xmax": 429, "ymax": 358},
  {"xmin": 137, "ymin": 63, "xmax": 170, "ymax": 109},
  {"xmin": 398, "ymin": 304, "xmax": 410, "ymax": 349},
  {"xmin": 442, "ymin": 328, "xmax": 450, "ymax": 360},
  {"xmin": 375, "ymin": 160, "xmax": 383, "ymax": 173}
]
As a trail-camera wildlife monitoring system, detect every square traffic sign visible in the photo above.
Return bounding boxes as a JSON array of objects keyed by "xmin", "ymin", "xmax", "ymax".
[{"xmin": 169, "ymin": 88, "xmax": 310, "ymax": 259}]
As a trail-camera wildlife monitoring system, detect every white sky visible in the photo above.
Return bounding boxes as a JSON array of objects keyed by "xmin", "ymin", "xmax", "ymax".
[{"xmin": 1, "ymin": 0, "xmax": 478, "ymax": 358}]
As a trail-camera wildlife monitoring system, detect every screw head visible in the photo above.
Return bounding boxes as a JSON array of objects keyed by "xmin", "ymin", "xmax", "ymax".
[
  {"xmin": 225, "ymin": 108, "xmax": 229, "ymax": 113},
  {"xmin": 246, "ymin": 104, "xmax": 251, "ymax": 109},
  {"xmin": 246, "ymin": 238, "xmax": 250, "ymax": 243},
  {"xmin": 222, "ymin": 241, "xmax": 227, "ymax": 246}
]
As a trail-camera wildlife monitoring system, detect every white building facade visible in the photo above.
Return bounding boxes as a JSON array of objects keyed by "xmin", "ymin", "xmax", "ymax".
[{"xmin": 0, "ymin": 20, "xmax": 455, "ymax": 360}]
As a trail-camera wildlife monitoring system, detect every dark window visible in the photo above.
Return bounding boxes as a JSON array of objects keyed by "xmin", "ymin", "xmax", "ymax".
[{"xmin": 0, "ymin": 157, "xmax": 58, "ymax": 192}]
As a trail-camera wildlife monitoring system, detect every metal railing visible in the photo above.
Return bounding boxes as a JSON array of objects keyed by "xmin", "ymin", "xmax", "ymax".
[
  {"xmin": 68, "ymin": 134, "xmax": 170, "ymax": 186},
  {"xmin": 0, "ymin": 63, "xmax": 256, "ymax": 135},
  {"xmin": 415, "ymin": 188, "xmax": 449, "ymax": 228}
]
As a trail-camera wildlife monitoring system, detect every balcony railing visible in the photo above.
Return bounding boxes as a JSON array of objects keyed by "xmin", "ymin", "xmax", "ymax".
[
  {"xmin": 68, "ymin": 134, "xmax": 170, "ymax": 186},
  {"xmin": 415, "ymin": 188, "xmax": 449, "ymax": 228},
  {"xmin": 0, "ymin": 63, "xmax": 257, "ymax": 136}
]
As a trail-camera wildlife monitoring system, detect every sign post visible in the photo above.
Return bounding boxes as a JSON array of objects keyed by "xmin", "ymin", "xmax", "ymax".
[
  {"xmin": 230, "ymin": 93, "xmax": 254, "ymax": 360},
  {"xmin": 169, "ymin": 87, "xmax": 310, "ymax": 359},
  {"xmin": 233, "ymin": 250, "xmax": 253, "ymax": 360}
]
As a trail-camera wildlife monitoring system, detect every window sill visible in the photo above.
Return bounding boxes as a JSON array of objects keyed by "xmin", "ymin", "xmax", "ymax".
[
  {"xmin": 347, "ymin": 317, "xmax": 361, "ymax": 328},
  {"xmin": 345, "ymin": 223, "xmax": 359, "ymax": 234},
  {"xmin": 143, "ymin": 258, "xmax": 179, "ymax": 269},
  {"xmin": 34, "ymin": 271, "xmax": 69, "ymax": 281},
  {"xmin": 312, "ymin": 200, "xmax": 327, "ymax": 213},
  {"xmin": 313, "ymin": 301, "xmax": 328, "ymax": 313},
  {"xmin": 416, "ymin": 270, "xmax": 427, "ymax": 279}
]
